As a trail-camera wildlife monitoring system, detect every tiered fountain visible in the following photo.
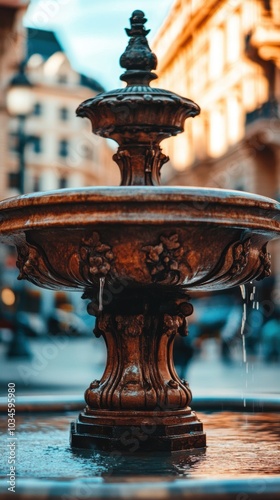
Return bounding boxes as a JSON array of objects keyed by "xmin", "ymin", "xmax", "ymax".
[{"xmin": 1, "ymin": 10, "xmax": 280, "ymax": 453}]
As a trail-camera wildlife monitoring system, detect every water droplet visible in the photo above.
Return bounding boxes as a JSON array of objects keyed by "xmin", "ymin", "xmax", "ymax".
[
  {"xmin": 242, "ymin": 334, "xmax": 247, "ymax": 363},
  {"xmin": 240, "ymin": 284, "xmax": 246, "ymax": 300},
  {"xmin": 243, "ymin": 303, "xmax": 247, "ymax": 321}
]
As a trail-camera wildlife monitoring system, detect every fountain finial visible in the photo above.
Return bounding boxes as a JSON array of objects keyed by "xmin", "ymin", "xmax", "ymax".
[
  {"xmin": 76, "ymin": 10, "xmax": 200, "ymax": 185},
  {"xmin": 119, "ymin": 10, "xmax": 158, "ymax": 85}
]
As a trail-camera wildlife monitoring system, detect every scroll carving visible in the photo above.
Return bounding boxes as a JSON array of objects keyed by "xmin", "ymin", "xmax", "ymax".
[
  {"xmin": 144, "ymin": 147, "xmax": 169, "ymax": 184},
  {"xmin": 229, "ymin": 238, "xmax": 251, "ymax": 276},
  {"xmin": 257, "ymin": 244, "xmax": 271, "ymax": 281},
  {"xmin": 113, "ymin": 150, "xmax": 132, "ymax": 185},
  {"xmin": 16, "ymin": 243, "xmax": 70, "ymax": 289},
  {"xmin": 17, "ymin": 244, "xmax": 40, "ymax": 281}
]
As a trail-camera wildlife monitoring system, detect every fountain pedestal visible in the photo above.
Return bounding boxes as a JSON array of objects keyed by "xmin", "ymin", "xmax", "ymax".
[{"xmin": 71, "ymin": 289, "xmax": 205, "ymax": 451}]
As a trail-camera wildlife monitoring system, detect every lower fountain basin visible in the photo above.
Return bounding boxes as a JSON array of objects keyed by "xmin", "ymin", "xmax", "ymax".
[
  {"xmin": 0, "ymin": 396, "xmax": 279, "ymax": 499},
  {"xmin": 0, "ymin": 187, "xmax": 279, "ymax": 292}
]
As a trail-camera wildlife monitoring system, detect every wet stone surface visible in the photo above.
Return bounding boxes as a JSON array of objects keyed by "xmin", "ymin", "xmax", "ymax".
[{"xmin": 0, "ymin": 411, "xmax": 280, "ymax": 480}]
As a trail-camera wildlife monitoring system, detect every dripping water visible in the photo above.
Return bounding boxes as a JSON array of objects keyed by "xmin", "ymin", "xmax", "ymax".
[
  {"xmin": 250, "ymin": 284, "xmax": 259, "ymax": 310},
  {"xmin": 239, "ymin": 284, "xmax": 247, "ymax": 363},
  {"xmin": 239, "ymin": 284, "xmax": 248, "ymax": 407},
  {"xmin": 98, "ymin": 277, "xmax": 106, "ymax": 311},
  {"xmin": 239, "ymin": 282, "xmax": 259, "ymax": 408}
]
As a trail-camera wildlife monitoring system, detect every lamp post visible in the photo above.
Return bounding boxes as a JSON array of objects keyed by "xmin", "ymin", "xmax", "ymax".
[
  {"xmin": 5, "ymin": 62, "xmax": 34, "ymax": 358},
  {"xmin": 6, "ymin": 61, "xmax": 34, "ymax": 194}
]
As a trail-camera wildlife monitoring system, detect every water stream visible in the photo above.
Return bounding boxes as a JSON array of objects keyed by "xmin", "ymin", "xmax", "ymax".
[
  {"xmin": 239, "ymin": 284, "xmax": 247, "ymax": 364},
  {"xmin": 98, "ymin": 277, "xmax": 106, "ymax": 311},
  {"xmin": 239, "ymin": 282, "xmax": 261, "ymax": 408}
]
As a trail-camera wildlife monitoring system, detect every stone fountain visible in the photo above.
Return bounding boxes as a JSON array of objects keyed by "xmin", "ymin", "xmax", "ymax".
[{"xmin": 1, "ymin": 10, "xmax": 280, "ymax": 453}]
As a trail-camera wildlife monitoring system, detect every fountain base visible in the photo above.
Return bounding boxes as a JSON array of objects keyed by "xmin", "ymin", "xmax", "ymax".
[
  {"xmin": 70, "ymin": 408, "xmax": 206, "ymax": 451},
  {"xmin": 69, "ymin": 288, "xmax": 206, "ymax": 451}
]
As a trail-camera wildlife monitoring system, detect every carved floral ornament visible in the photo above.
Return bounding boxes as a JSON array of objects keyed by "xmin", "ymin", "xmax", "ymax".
[
  {"xmin": 79, "ymin": 232, "xmax": 114, "ymax": 280},
  {"xmin": 142, "ymin": 233, "xmax": 184, "ymax": 284},
  {"xmin": 163, "ymin": 314, "xmax": 184, "ymax": 337},
  {"xmin": 116, "ymin": 314, "xmax": 144, "ymax": 337}
]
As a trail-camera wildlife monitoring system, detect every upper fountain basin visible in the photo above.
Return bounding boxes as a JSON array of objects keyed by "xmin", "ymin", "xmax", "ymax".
[
  {"xmin": 76, "ymin": 87, "xmax": 200, "ymax": 143},
  {"xmin": 0, "ymin": 186, "xmax": 279, "ymax": 292}
]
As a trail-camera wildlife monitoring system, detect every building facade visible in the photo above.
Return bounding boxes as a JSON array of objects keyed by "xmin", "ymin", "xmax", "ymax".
[
  {"xmin": 0, "ymin": 1, "xmax": 29, "ymax": 200},
  {"xmin": 5, "ymin": 28, "xmax": 119, "ymax": 200},
  {"xmin": 153, "ymin": 0, "xmax": 280, "ymax": 293},
  {"xmin": 153, "ymin": 0, "xmax": 280, "ymax": 194},
  {"xmin": 1, "ymin": 26, "xmax": 119, "ymax": 330}
]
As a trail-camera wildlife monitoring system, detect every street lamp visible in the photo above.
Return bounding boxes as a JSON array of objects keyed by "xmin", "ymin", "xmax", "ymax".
[
  {"xmin": 6, "ymin": 61, "xmax": 34, "ymax": 194},
  {"xmin": 4, "ymin": 62, "xmax": 33, "ymax": 358}
]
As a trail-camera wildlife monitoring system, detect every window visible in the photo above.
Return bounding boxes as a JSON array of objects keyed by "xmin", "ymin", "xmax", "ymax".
[
  {"xmin": 59, "ymin": 139, "xmax": 69, "ymax": 157},
  {"xmin": 8, "ymin": 172, "xmax": 19, "ymax": 189},
  {"xmin": 227, "ymin": 94, "xmax": 241, "ymax": 145},
  {"xmin": 81, "ymin": 144, "xmax": 92, "ymax": 159},
  {"xmin": 58, "ymin": 74, "xmax": 67, "ymax": 84},
  {"xmin": 8, "ymin": 132, "xmax": 18, "ymax": 152},
  {"xmin": 59, "ymin": 177, "xmax": 67, "ymax": 189},
  {"xmin": 209, "ymin": 103, "xmax": 226, "ymax": 157},
  {"xmin": 32, "ymin": 136, "xmax": 42, "ymax": 154},
  {"xmin": 226, "ymin": 13, "xmax": 240, "ymax": 64},
  {"xmin": 33, "ymin": 176, "xmax": 40, "ymax": 192},
  {"xmin": 33, "ymin": 103, "xmax": 42, "ymax": 116},
  {"xmin": 59, "ymin": 107, "xmax": 69, "ymax": 121},
  {"xmin": 209, "ymin": 26, "xmax": 224, "ymax": 80}
]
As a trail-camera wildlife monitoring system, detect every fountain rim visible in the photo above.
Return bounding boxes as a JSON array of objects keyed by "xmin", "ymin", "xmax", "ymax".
[
  {"xmin": 0, "ymin": 186, "xmax": 280, "ymax": 238},
  {"xmin": 0, "ymin": 186, "xmax": 280, "ymax": 209}
]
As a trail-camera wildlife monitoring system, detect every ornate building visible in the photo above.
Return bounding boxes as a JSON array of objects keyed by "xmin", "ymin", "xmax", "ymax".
[
  {"xmin": 0, "ymin": 25, "xmax": 119, "ymax": 328},
  {"xmin": 153, "ymin": 0, "xmax": 280, "ymax": 293},
  {"xmin": 5, "ymin": 28, "xmax": 119, "ymax": 199},
  {"xmin": 0, "ymin": 1, "xmax": 29, "ymax": 200}
]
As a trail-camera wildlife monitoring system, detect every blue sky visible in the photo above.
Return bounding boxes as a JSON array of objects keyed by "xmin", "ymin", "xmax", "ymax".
[{"xmin": 25, "ymin": 0, "xmax": 174, "ymax": 90}]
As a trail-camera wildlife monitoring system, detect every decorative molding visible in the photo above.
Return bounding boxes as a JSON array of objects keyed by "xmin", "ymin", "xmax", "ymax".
[
  {"xmin": 142, "ymin": 233, "xmax": 184, "ymax": 284},
  {"xmin": 116, "ymin": 314, "xmax": 144, "ymax": 337},
  {"xmin": 119, "ymin": 10, "xmax": 157, "ymax": 86},
  {"xmin": 16, "ymin": 243, "xmax": 70, "ymax": 289},
  {"xmin": 113, "ymin": 149, "xmax": 132, "ymax": 185},
  {"xmin": 230, "ymin": 238, "xmax": 251, "ymax": 276},
  {"xmin": 79, "ymin": 231, "xmax": 114, "ymax": 283},
  {"xmin": 257, "ymin": 243, "xmax": 271, "ymax": 280},
  {"xmin": 17, "ymin": 244, "xmax": 40, "ymax": 281},
  {"xmin": 85, "ymin": 308, "xmax": 192, "ymax": 412},
  {"xmin": 163, "ymin": 314, "xmax": 183, "ymax": 337}
]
